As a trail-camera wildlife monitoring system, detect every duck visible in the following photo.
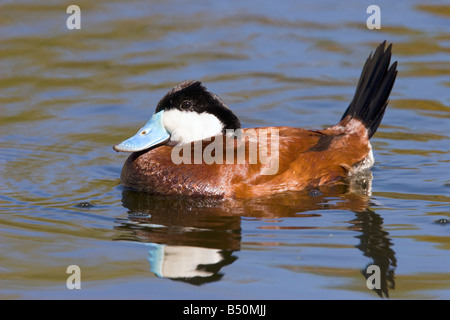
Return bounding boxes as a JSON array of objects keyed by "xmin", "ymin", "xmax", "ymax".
[{"xmin": 114, "ymin": 41, "xmax": 397, "ymax": 198}]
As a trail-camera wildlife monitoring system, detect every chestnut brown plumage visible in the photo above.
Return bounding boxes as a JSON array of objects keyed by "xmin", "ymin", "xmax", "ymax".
[{"xmin": 118, "ymin": 42, "xmax": 397, "ymax": 198}]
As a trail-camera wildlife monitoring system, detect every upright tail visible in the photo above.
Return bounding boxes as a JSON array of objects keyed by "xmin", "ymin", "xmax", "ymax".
[{"xmin": 341, "ymin": 41, "xmax": 398, "ymax": 139}]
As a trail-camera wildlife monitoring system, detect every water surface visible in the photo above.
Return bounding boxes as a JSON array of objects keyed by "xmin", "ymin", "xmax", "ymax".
[{"xmin": 1, "ymin": 0, "xmax": 449, "ymax": 299}]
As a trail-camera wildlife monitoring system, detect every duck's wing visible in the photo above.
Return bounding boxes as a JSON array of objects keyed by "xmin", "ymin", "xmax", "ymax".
[{"xmin": 234, "ymin": 122, "xmax": 372, "ymax": 198}]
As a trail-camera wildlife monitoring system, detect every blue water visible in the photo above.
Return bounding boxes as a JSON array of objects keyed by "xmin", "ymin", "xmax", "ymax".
[{"xmin": 0, "ymin": 0, "xmax": 449, "ymax": 299}]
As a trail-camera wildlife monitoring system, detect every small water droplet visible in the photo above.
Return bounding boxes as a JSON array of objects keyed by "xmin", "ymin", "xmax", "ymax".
[
  {"xmin": 308, "ymin": 189, "xmax": 323, "ymax": 197},
  {"xmin": 75, "ymin": 202, "xmax": 93, "ymax": 208},
  {"xmin": 128, "ymin": 212, "xmax": 151, "ymax": 218}
]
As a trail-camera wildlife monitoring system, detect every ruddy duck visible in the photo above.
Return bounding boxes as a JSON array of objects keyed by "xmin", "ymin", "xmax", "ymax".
[{"xmin": 114, "ymin": 41, "xmax": 397, "ymax": 198}]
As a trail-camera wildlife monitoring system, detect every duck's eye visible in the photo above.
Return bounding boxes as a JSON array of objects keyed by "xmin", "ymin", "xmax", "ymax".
[{"xmin": 181, "ymin": 100, "xmax": 193, "ymax": 110}]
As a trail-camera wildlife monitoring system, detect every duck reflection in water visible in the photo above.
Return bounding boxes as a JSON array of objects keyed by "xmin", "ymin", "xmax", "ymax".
[
  {"xmin": 115, "ymin": 172, "xmax": 396, "ymax": 297},
  {"xmin": 116, "ymin": 192, "xmax": 241, "ymax": 285}
]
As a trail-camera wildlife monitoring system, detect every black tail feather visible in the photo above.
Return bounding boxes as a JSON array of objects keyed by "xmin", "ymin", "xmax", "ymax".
[{"xmin": 341, "ymin": 41, "xmax": 398, "ymax": 139}]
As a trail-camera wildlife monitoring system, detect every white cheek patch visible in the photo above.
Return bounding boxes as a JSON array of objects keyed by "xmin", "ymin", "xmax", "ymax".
[{"xmin": 163, "ymin": 109, "xmax": 224, "ymax": 144}]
